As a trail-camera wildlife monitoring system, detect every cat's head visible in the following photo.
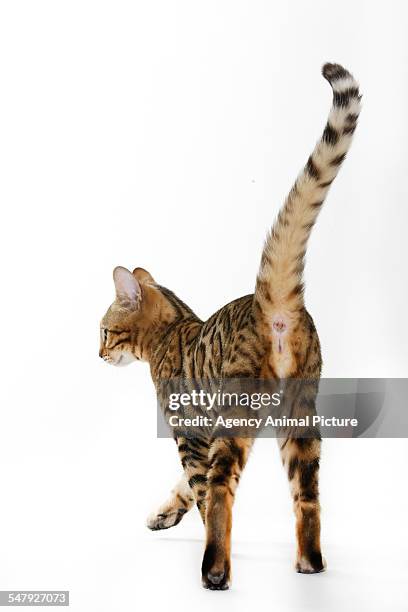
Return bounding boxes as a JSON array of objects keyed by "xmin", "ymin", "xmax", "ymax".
[{"xmin": 99, "ymin": 266, "xmax": 172, "ymax": 366}]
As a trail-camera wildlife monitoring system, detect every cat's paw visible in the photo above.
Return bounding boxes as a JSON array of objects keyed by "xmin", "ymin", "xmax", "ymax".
[
  {"xmin": 201, "ymin": 546, "xmax": 230, "ymax": 590},
  {"xmin": 202, "ymin": 570, "xmax": 230, "ymax": 591},
  {"xmin": 146, "ymin": 508, "xmax": 187, "ymax": 531},
  {"xmin": 296, "ymin": 553, "xmax": 327, "ymax": 574}
]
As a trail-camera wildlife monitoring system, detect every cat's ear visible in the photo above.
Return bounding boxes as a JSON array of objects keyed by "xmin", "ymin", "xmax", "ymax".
[
  {"xmin": 133, "ymin": 267, "xmax": 155, "ymax": 284},
  {"xmin": 113, "ymin": 266, "xmax": 141, "ymax": 307}
]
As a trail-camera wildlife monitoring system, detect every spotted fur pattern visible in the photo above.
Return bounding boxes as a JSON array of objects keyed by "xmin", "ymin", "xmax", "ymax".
[{"xmin": 100, "ymin": 64, "xmax": 360, "ymax": 589}]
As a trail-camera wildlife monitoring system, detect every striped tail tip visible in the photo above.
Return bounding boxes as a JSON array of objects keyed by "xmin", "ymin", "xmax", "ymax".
[
  {"xmin": 322, "ymin": 62, "xmax": 360, "ymax": 93},
  {"xmin": 322, "ymin": 62, "xmax": 361, "ymax": 114},
  {"xmin": 322, "ymin": 63, "xmax": 352, "ymax": 82}
]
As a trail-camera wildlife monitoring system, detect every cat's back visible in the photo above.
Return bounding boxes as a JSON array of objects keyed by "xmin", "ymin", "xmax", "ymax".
[{"xmin": 190, "ymin": 294, "xmax": 265, "ymax": 378}]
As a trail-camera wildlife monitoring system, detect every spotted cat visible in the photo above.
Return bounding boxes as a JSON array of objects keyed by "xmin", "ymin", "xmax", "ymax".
[{"xmin": 100, "ymin": 63, "xmax": 361, "ymax": 589}]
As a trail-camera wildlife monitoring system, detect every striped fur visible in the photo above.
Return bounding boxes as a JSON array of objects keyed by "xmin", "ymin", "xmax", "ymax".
[
  {"xmin": 99, "ymin": 63, "xmax": 360, "ymax": 589},
  {"xmin": 255, "ymin": 63, "xmax": 360, "ymax": 378},
  {"xmin": 256, "ymin": 63, "xmax": 360, "ymax": 316}
]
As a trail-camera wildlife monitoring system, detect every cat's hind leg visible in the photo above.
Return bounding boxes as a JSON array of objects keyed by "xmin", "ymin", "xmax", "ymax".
[
  {"xmin": 279, "ymin": 437, "xmax": 326, "ymax": 573},
  {"xmin": 147, "ymin": 474, "xmax": 195, "ymax": 531}
]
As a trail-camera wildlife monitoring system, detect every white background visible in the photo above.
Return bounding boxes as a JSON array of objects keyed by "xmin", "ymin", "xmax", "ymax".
[{"xmin": 1, "ymin": 1, "xmax": 407, "ymax": 611}]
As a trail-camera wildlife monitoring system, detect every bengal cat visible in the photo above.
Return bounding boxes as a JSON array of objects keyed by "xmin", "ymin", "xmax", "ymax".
[{"xmin": 99, "ymin": 63, "xmax": 361, "ymax": 589}]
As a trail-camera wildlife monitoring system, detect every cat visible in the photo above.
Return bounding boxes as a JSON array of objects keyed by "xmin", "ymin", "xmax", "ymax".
[{"xmin": 99, "ymin": 63, "xmax": 361, "ymax": 590}]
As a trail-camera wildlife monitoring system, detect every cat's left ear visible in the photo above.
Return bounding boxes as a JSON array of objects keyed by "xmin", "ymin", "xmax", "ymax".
[
  {"xmin": 113, "ymin": 266, "xmax": 141, "ymax": 307},
  {"xmin": 133, "ymin": 267, "xmax": 155, "ymax": 284}
]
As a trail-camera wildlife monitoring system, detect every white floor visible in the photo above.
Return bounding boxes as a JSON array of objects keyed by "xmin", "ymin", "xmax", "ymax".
[
  {"xmin": 0, "ymin": 439, "xmax": 406, "ymax": 612},
  {"xmin": 0, "ymin": 522, "xmax": 404, "ymax": 611}
]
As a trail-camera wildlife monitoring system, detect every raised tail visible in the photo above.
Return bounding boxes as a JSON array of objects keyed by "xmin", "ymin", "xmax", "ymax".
[{"xmin": 255, "ymin": 63, "xmax": 361, "ymax": 320}]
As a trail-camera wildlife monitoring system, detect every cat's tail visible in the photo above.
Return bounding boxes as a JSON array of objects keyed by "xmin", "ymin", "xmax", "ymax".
[{"xmin": 255, "ymin": 63, "xmax": 361, "ymax": 325}]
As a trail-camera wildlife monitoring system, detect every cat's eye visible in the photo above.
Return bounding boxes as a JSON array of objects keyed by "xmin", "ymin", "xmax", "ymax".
[{"xmin": 102, "ymin": 328, "xmax": 108, "ymax": 343}]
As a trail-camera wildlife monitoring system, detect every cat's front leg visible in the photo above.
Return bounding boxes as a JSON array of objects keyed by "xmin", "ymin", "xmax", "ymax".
[
  {"xmin": 147, "ymin": 473, "xmax": 195, "ymax": 531},
  {"xmin": 202, "ymin": 437, "xmax": 253, "ymax": 590},
  {"xmin": 176, "ymin": 436, "xmax": 210, "ymax": 523}
]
